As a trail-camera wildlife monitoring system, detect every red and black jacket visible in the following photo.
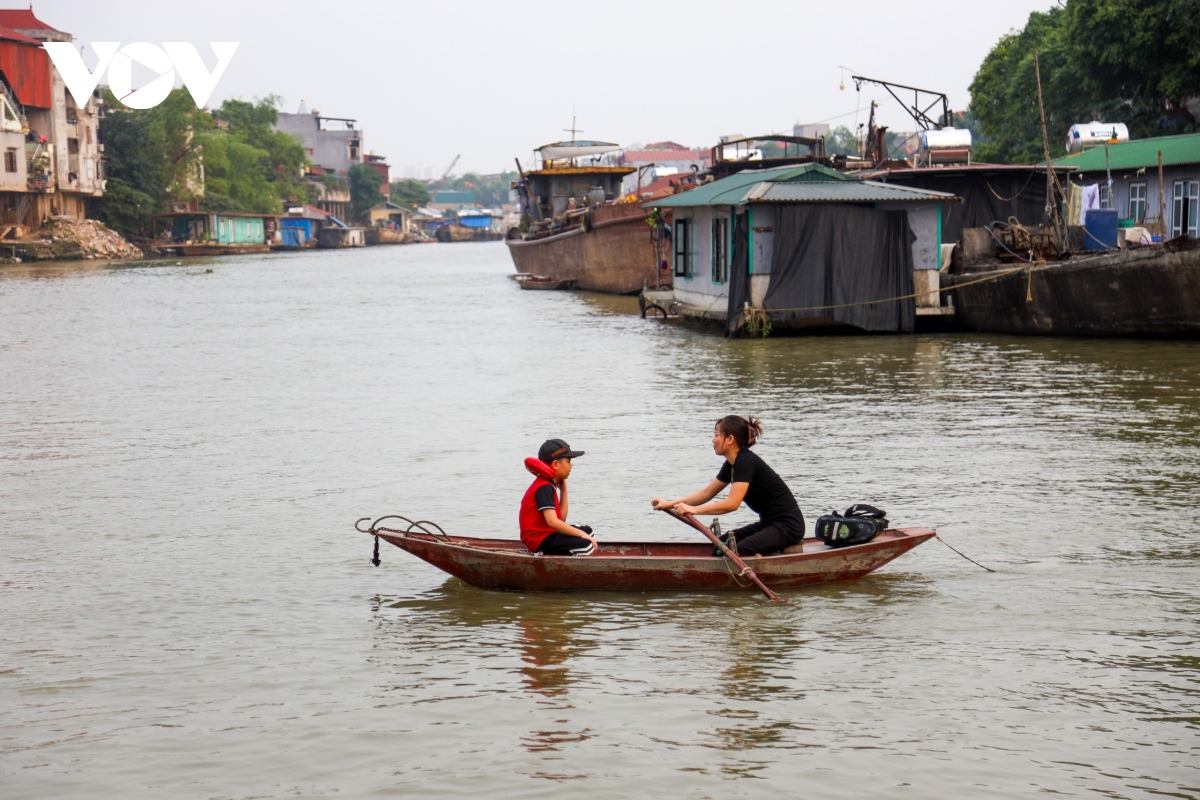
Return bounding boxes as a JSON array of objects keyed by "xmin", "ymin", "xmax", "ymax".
[{"xmin": 519, "ymin": 475, "xmax": 560, "ymax": 552}]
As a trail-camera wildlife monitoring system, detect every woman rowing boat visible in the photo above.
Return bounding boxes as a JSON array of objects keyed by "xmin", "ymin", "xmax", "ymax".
[{"xmin": 650, "ymin": 416, "xmax": 805, "ymax": 556}]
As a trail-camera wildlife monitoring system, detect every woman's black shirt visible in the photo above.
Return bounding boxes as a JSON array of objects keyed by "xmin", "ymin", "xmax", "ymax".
[{"xmin": 716, "ymin": 449, "xmax": 802, "ymax": 523}]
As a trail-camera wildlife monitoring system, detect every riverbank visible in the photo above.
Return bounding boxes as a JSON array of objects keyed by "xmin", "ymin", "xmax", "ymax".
[{"xmin": 3, "ymin": 218, "xmax": 144, "ymax": 262}]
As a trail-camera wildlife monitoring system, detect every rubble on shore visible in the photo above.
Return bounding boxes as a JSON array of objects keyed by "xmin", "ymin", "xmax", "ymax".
[{"xmin": 4, "ymin": 218, "xmax": 144, "ymax": 263}]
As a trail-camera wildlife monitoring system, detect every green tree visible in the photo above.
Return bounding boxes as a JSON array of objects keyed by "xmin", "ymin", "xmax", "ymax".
[
  {"xmin": 446, "ymin": 171, "xmax": 517, "ymax": 207},
  {"xmin": 197, "ymin": 133, "xmax": 280, "ymax": 214},
  {"xmin": 348, "ymin": 162, "xmax": 385, "ymax": 219},
  {"xmin": 968, "ymin": 1, "xmax": 1200, "ymax": 164},
  {"xmin": 94, "ymin": 87, "xmax": 212, "ymax": 237},
  {"xmin": 389, "ymin": 178, "xmax": 430, "ymax": 208},
  {"xmin": 93, "ymin": 179, "xmax": 156, "ymax": 239},
  {"xmin": 211, "ymin": 97, "xmax": 312, "ymax": 208},
  {"xmin": 1065, "ymin": 0, "xmax": 1200, "ymax": 130},
  {"xmin": 967, "ymin": 7, "xmax": 1096, "ymax": 163},
  {"xmin": 823, "ymin": 125, "xmax": 861, "ymax": 157}
]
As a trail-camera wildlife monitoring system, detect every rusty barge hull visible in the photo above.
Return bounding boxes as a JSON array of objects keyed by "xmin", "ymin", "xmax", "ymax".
[
  {"xmin": 505, "ymin": 204, "xmax": 666, "ymax": 295},
  {"xmin": 374, "ymin": 527, "xmax": 934, "ymax": 593},
  {"xmin": 945, "ymin": 239, "xmax": 1200, "ymax": 337}
]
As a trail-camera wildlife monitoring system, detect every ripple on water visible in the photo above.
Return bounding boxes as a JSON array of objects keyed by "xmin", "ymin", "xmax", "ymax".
[{"xmin": 1, "ymin": 245, "xmax": 1198, "ymax": 798}]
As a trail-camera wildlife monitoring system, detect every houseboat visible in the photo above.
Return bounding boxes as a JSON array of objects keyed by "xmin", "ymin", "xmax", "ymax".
[
  {"xmin": 644, "ymin": 163, "xmax": 958, "ymax": 335},
  {"xmin": 277, "ymin": 206, "xmax": 327, "ymax": 250},
  {"xmin": 505, "ymin": 140, "xmax": 666, "ymax": 294},
  {"xmin": 152, "ymin": 212, "xmax": 277, "ymax": 256},
  {"xmin": 943, "ymin": 132, "xmax": 1200, "ymax": 338},
  {"xmin": 363, "ymin": 201, "xmax": 414, "ymax": 245}
]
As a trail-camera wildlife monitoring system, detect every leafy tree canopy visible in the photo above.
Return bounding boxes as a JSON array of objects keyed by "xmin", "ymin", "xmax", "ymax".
[
  {"xmin": 389, "ymin": 178, "xmax": 431, "ymax": 208},
  {"xmin": 444, "ymin": 171, "xmax": 517, "ymax": 207},
  {"xmin": 969, "ymin": 0, "xmax": 1200, "ymax": 164},
  {"xmin": 94, "ymin": 87, "xmax": 212, "ymax": 237},
  {"xmin": 96, "ymin": 91, "xmax": 314, "ymax": 233},
  {"xmin": 349, "ymin": 162, "xmax": 385, "ymax": 219}
]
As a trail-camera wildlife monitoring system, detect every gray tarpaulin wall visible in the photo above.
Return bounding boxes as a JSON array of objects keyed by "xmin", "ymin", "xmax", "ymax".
[
  {"xmin": 724, "ymin": 212, "xmax": 750, "ymax": 336},
  {"xmin": 763, "ymin": 205, "xmax": 916, "ymax": 333},
  {"xmin": 886, "ymin": 171, "xmax": 1049, "ymax": 244}
]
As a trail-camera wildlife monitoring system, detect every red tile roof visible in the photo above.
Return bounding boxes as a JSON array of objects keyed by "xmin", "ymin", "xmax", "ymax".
[
  {"xmin": 0, "ymin": 7, "xmax": 60, "ymax": 32},
  {"xmin": 0, "ymin": 22, "xmax": 38, "ymax": 43}
]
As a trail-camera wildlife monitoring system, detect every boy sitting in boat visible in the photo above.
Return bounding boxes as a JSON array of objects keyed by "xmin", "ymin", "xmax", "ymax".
[{"xmin": 520, "ymin": 439, "xmax": 597, "ymax": 556}]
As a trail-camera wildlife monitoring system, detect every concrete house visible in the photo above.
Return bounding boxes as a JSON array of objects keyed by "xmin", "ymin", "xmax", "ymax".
[
  {"xmin": 647, "ymin": 164, "xmax": 958, "ymax": 334},
  {"xmin": 0, "ymin": 7, "xmax": 104, "ymax": 234},
  {"xmin": 1055, "ymin": 133, "xmax": 1200, "ymax": 238},
  {"xmin": 273, "ymin": 103, "xmax": 366, "ymax": 219}
]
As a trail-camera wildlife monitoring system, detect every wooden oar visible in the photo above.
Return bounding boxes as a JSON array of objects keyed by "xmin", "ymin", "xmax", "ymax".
[{"xmin": 661, "ymin": 509, "xmax": 784, "ymax": 603}]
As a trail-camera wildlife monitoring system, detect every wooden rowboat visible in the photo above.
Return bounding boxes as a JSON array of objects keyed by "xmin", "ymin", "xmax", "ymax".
[
  {"xmin": 365, "ymin": 524, "xmax": 936, "ymax": 593},
  {"xmin": 517, "ymin": 275, "xmax": 576, "ymax": 290}
]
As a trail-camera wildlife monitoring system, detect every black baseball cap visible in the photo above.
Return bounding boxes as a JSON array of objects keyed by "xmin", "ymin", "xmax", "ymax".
[{"xmin": 539, "ymin": 438, "xmax": 584, "ymax": 463}]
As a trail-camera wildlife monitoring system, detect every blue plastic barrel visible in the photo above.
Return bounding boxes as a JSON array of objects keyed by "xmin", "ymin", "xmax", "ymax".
[{"xmin": 1084, "ymin": 208, "xmax": 1118, "ymax": 250}]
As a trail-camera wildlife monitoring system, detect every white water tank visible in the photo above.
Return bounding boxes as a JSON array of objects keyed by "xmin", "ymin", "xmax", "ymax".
[
  {"xmin": 920, "ymin": 127, "xmax": 972, "ymax": 165},
  {"xmin": 1066, "ymin": 122, "xmax": 1129, "ymax": 155}
]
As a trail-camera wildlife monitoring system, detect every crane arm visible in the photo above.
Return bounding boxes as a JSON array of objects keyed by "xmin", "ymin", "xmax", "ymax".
[{"xmin": 851, "ymin": 75, "xmax": 950, "ymax": 131}]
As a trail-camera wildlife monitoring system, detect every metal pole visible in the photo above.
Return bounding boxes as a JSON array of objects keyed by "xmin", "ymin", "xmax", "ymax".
[{"xmin": 1158, "ymin": 150, "xmax": 1166, "ymax": 237}]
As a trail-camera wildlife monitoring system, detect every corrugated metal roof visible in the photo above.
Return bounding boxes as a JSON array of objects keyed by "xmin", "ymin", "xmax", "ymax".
[
  {"xmin": 648, "ymin": 164, "xmax": 843, "ymax": 208},
  {"xmin": 746, "ymin": 181, "xmax": 957, "ymax": 203},
  {"xmin": 648, "ymin": 163, "xmax": 956, "ymax": 208},
  {"xmin": 1054, "ymin": 133, "xmax": 1200, "ymax": 172}
]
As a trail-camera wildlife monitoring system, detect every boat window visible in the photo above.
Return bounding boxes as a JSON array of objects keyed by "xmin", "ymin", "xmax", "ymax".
[
  {"xmin": 1128, "ymin": 182, "xmax": 1146, "ymax": 223},
  {"xmin": 674, "ymin": 218, "xmax": 692, "ymax": 278},
  {"xmin": 711, "ymin": 216, "xmax": 728, "ymax": 283},
  {"xmin": 553, "ymin": 178, "xmax": 568, "ymax": 197},
  {"xmin": 1173, "ymin": 181, "xmax": 1198, "ymax": 237}
]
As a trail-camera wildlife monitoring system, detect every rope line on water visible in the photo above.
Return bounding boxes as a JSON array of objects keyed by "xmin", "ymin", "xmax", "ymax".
[
  {"xmin": 935, "ymin": 534, "xmax": 996, "ymax": 573},
  {"xmin": 744, "ymin": 263, "xmax": 1031, "ymax": 315}
]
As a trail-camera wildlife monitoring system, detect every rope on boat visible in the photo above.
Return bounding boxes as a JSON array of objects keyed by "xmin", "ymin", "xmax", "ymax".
[
  {"xmin": 356, "ymin": 515, "xmax": 458, "ymax": 566},
  {"xmin": 356, "ymin": 515, "xmax": 453, "ymax": 542},
  {"xmin": 934, "ymin": 533, "xmax": 996, "ymax": 573}
]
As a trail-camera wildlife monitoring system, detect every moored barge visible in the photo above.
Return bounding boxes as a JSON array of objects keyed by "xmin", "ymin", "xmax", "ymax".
[{"xmin": 506, "ymin": 140, "xmax": 668, "ymax": 294}]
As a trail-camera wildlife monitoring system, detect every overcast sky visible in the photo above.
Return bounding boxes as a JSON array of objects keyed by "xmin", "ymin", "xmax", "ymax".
[{"xmin": 33, "ymin": 0, "xmax": 1057, "ymax": 176}]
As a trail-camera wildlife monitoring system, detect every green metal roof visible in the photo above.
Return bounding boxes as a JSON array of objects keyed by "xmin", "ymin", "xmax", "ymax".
[
  {"xmin": 746, "ymin": 181, "xmax": 958, "ymax": 204},
  {"xmin": 1053, "ymin": 133, "xmax": 1200, "ymax": 173},
  {"xmin": 649, "ymin": 162, "xmax": 956, "ymax": 208},
  {"xmin": 433, "ymin": 190, "xmax": 475, "ymax": 203},
  {"xmin": 647, "ymin": 164, "xmax": 839, "ymax": 208}
]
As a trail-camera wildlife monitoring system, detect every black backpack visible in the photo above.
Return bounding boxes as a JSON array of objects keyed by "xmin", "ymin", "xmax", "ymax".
[{"xmin": 815, "ymin": 504, "xmax": 888, "ymax": 548}]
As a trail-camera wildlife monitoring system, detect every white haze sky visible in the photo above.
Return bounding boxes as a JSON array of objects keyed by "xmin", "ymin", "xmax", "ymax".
[{"xmin": 33, "ymin": 0, "xmax": 1057, "ymax": 176}]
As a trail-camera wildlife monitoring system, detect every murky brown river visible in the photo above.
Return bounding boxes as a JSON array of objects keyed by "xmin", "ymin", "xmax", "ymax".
[{"xmin": 2, "ymin": 243, "xmax": 1198, "ymax": 798}]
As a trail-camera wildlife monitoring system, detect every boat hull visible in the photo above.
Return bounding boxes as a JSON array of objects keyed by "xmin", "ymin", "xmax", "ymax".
[
  {"xmin": 165, "ymin": 243, "xmax": 270, "ymax": 256},
  {"xmin": 364, "ymin": 227, "xmax": 411, "ymax": 245},
  {"xmin": 374, "ymin": 527, "xmax": 934, "ymax": 593},
  {"xmin": 437, "ymin": 224, "xmax": 504, "ymax": 243},
  {"xmin": 945, "ymin": 239, "xmax": 1200, "ymax": 337},
  {"xmin": 505, "ymin": 204, "xmax": 667, "ymax": 294}
]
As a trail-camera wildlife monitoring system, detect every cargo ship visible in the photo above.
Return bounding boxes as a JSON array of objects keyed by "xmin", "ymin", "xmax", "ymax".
[{"xmin": 506, "ymin": 140, "xmax": 668, "ymax": 294}]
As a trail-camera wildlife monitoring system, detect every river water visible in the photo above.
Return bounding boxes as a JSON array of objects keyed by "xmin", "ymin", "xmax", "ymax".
[{"xmin": 2, "ymin": 243, "xmax": 1197, "ymax": 798}]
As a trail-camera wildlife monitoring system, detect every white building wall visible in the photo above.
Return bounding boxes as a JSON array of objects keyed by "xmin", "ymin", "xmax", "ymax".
[{"xmin": 749, "ymin": 204, "xmax": 774, "ymax": 274}]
